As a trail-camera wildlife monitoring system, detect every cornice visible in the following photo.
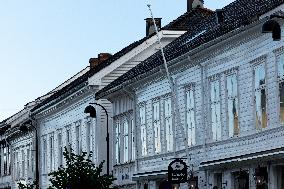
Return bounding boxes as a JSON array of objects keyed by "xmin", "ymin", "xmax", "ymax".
[{"xmin": 34, "ymin": 85, "xmax": 97, "ymax": 119}]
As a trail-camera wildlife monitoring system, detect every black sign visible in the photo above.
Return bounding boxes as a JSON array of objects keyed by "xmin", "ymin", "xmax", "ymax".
[{"xmin": 168, "ymin": 159, "xmax": 187, "ymax": 184}]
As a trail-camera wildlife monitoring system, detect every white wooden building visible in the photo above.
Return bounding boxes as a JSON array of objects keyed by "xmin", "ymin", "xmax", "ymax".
[{"xmin": 96, "ymin": 0, "xmax": 284, "ymax": 188}]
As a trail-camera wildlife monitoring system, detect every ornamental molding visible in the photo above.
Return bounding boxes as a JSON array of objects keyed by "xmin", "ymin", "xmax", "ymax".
[{"xmin": 249, "ymin": 54, "xmax": 267, "ymax": 65}]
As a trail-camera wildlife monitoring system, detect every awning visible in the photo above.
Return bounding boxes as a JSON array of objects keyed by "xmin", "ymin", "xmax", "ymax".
[
  {"xmin": 200, "ymin": 147, "xmax": 284, "ymax": 170},
  {"xmin": 132, "ymin": 170, "xmax": 168, "ymax": 181}
]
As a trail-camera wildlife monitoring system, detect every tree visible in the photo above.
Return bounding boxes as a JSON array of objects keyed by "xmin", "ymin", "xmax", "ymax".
[
  {"xmin": 47, "ymin": 147, "xmax": 116, "ymax": 189},
  {"xmin": 18, "ymin": 147, "xmax": 116, "ymax": 189}
]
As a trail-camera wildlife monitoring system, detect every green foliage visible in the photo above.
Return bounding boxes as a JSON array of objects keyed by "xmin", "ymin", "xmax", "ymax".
[
  {"xmin": 47, "ymin": 147, "xmax": 115, "ymax": 189},
  {"xmin": 18, "ymin": 181, "xmax": 37, "ymax": 189}
]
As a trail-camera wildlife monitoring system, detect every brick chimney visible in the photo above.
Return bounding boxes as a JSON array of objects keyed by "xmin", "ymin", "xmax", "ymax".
[
  {"xmin": 89, "ymin": 53, "xmax": 112, "ymax": 69},
  {"xmin": 145, "ymin": 18, "xmax": 162, "ymax": 36},
  {"xmin": 188, "ymin": 0, "xmax": 204, "ymax": 11}
]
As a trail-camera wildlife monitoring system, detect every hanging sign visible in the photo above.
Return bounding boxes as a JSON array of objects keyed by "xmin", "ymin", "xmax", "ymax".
[{"xmin": 168, "ymin": 159, "xmax": 188, "ymax": 184}]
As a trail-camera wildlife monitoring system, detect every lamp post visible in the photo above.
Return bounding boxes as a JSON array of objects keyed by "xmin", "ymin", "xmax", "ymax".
[
  {"xmin": 84, "ymin": 102, "xmax": 110, "ymax": 175},
  {"xmin": 19, "ymin": 121, "xmax": 39, "ymax": 189}
]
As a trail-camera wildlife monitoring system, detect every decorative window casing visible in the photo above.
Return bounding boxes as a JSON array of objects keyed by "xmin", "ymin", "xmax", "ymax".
[
  {"xmin": 278, "ymin": 54, "xmax": 284, "ymax": 123},
  {"xmin": 226, "ymin": 73, "xmax": 239, "ymax": 137},
  {"xmin": 139, "ymin": 104, "xmax": 147, "ymax": 156},
  {"xmin": 115, "ymin": 119, "xmax": 121, "ymax": 164},
  {"xmin": 254, "ymin": 63, "xmax": 267, "ymax": 130},
  {"xmin": 164, "ymin": 97, "xmax": 173, "ymax": 151},
  {"xmin": 185, "ymin": 87, "xmax": 196, "ymax": 146},
  {"xmin": 123, "ymin": 118, "xmax": 129, "ymax": 162},
  {"xmin": 210, "ymin": 79, "xmax": 222, "ymax": 141},
  {"xmin": 153, "ymin": 100, "xmax": 161, "ymax": 153}
]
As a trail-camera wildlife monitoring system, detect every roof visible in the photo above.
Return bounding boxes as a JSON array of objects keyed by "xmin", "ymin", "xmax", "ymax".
[
  {"xmin": 95, "ymin": 0, "xmax": 284, "ymax": 99},
  {"xmin": 31, "ymin": 8, "xmax": 213, "ymax": 113}
]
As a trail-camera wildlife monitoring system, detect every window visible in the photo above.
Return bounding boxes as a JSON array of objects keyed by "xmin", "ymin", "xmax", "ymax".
[
  {"xmin": 50, "ymin": 135, "xmax": 54, "ymax": 171},
  {"xmin": 130, "ymin": 118, "xmax": 135, "ymax": 161},
  {"xmin": 115, "ymin": 120, "xmax": 121, "ymax": 164},
  {"xmin": 123, "ymin": 118, "xmax": 129, "ymax": 162},
  {"xmin": 153, "ymin": 101, "xmax": 161, "ymax": 153},
  {"xmin": 16, "ymin": 152, "xmax": 20, "ymax": 179},
  {"xmin": 75, "ymin": 123, "xmax": 81, "ymax": 155},
  {"xmin": 278, "ymin": 54, "xmax": 284, "ymax": 123},
  {"xmin": 7, "ymin": 145, "xmax": 10, "ymax": 175},
  {"xmin": 58, "ymin": 133, "xmax": 63, "ymax": 166},
  {"xmin": 210, "ymin": 80, "xmax": 222, "ymax": 141},
  {"xmin": 254, "ymin": 63, "xmax": 267, "ymax": 129},
  {"xmin": 139, "ymin": 105, "xmax": 147, "ymax": 156},
  {"xmin": 86, "ymin": 121, "xmax": 93, "ymax": 158},
  {"xmin": 66, "ymin": 127, "xmax": 72, "ymax": 153},
  {"xmin": 43, "ymin": 138, "xmax": 47, "ymax": 173},
  {"xmin": 164, "ymin": 98, "xmax": 173, "ymax": 151},
  {"xmin": 21, "ymin": 150, "xmax": 25, "ymax": 178},
  {"xmin": 3, "ymin": 146, "xmax": 7, "ymax": 175},
  {"xmin": 27, "ymin": 147, "xmax": 30, "ymax": 178},
  {"xmin": 186, "ymin": 87, "xmax": 196, "ymax": 146},
  {"xmin": 227, "ymin": 74, "xmax": 239, "ymax": 137}
]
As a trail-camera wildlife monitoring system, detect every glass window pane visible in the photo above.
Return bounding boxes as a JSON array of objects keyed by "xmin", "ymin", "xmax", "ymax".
[
  {"xmin": 280, "ymin": 83, "xmax": 284, "ymax": 123},
  {"xmin": 211, "ymin": 81, "xmax": 221, "ymax": 141}
]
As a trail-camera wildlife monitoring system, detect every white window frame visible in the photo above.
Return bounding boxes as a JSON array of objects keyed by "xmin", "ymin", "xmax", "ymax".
[
  {"xmin": 253, "ymin": 62, "xmax": 267, "ymax": 130},
  {"xmin": 210, "ymin": 79, "xmax": 222, "ymax": 141},
  {"xmin": 75, "ymin": 121, "xmax": 82, "ymax": 155},
  {"xmin": 277, "ymin": 53, "xmax": 284, "ymax": 124},
  {"xmin": 185, "ymin": 85, "xmax": 196, "ymax": 146},
  {"xmin": 114, "ymin": 118, "xmax": 121, "ymax": 164},
  {"xmin": 164, "ymin": 97, "xmax": 174, "ymax": 151},
  {"xmin": 152, "ymin": 99, "xmax": 161, "ymax": 153},
  {"xmin": 130, "ymin": 115, "xmax": 135, "ymax": 161},
  {"xmin": 42, "ymin": 136, "xmax": 47, "ymax": 174},
  {"xmin": 49, "ymin": 133, "xmax": 54, "ymax": 172},
  {"xmin": 139, "ymin": 103, "xmax": 147, "ymax": 157},
  {"xmin": 123, "ymin": 117, "xmax": 129, "ymax": 163},
  {"xmin": 86, "ymin": 118, "xmax": 93, "ymax": 159},
  {"xmin": 57, "ymin": 130, "xmax": 63, "ymax": 167},
  {"xmin": 226, "ymin": 72, "xmax": 239, "ymax": 137}
]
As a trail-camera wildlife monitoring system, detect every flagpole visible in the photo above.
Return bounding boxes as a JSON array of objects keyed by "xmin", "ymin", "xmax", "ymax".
[{"xmin": 147, "ymin": 4, "xmax": 191, "ymax": 165}]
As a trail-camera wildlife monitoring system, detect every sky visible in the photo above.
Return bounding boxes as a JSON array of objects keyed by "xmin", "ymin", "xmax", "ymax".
[{"xmin": 0, "ymin": 0, "xmax": 235, "ymax": 121}]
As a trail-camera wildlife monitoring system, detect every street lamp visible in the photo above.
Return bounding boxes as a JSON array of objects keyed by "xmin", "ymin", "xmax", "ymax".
[
  {"xmin": 84, "ymin": 103, "xmax": 110, "ymax": 175},
  {"xmin": 19, "ymin": 121, "xmax": 39, "ymax": 189},
  {"xmin": 188, "ymin": 172, "xmax": 198, "ymax": 189},
  {"xmin": 262, "ymin": 14, "xmax": 284, "ymax": 41}
]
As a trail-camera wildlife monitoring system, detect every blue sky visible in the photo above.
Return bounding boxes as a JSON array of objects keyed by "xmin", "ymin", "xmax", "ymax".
[{"xmin": 0, "ymin": 0, "xmax": 235, "ymax": 121}]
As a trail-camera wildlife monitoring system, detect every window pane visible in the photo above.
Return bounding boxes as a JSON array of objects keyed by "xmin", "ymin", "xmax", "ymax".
[
  {"xmin": 280, "ymin": 83, "xmax": 284, "ymax": 123},
  {"xmin": 140, "ymin": 105, "xmax": 147, "ymax": 156},
  {"xmin": 153, "ymin": 101, "xmax": 161, "ymax": 153},
  {"xmin": 254, "ymin": 64, "xmax": 266, "ymax": 130},
  {"xmin": 165, "ymin": 98, "xmax": 173, "ymax": 151},
  {"xmin": 186, "ymin": 88, "xmax": 196, "ymax": 146},
  {"xmin": 211, "ymin": 81, "xmax": 221, "ymax": 141},
  {"xmin": 227, "ymin": 74, "xmax": 239, "ymax": 137},
  {"xmin": 123, "ymin": 120, "xmax": 129, "ymax": 162},
  {"xmin": 115, "ymin": 121, "xmax": 120, "ymax": 164}
]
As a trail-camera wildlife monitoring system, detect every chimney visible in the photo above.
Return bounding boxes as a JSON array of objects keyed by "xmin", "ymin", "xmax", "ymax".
[
  {"xmin": 145, "ymin": 18, "xmax": 162, "ymax": 36},
  {"xmin": 216, "ymin": 9, "xmax": 224, "ymax": 24},
  {"xmin": 188, "ymin": 0, "xmax": 204, "ymax": 12},
  {"xmin": 89, "ymin": 53, "xmax": 112, "ymax": 69}
]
